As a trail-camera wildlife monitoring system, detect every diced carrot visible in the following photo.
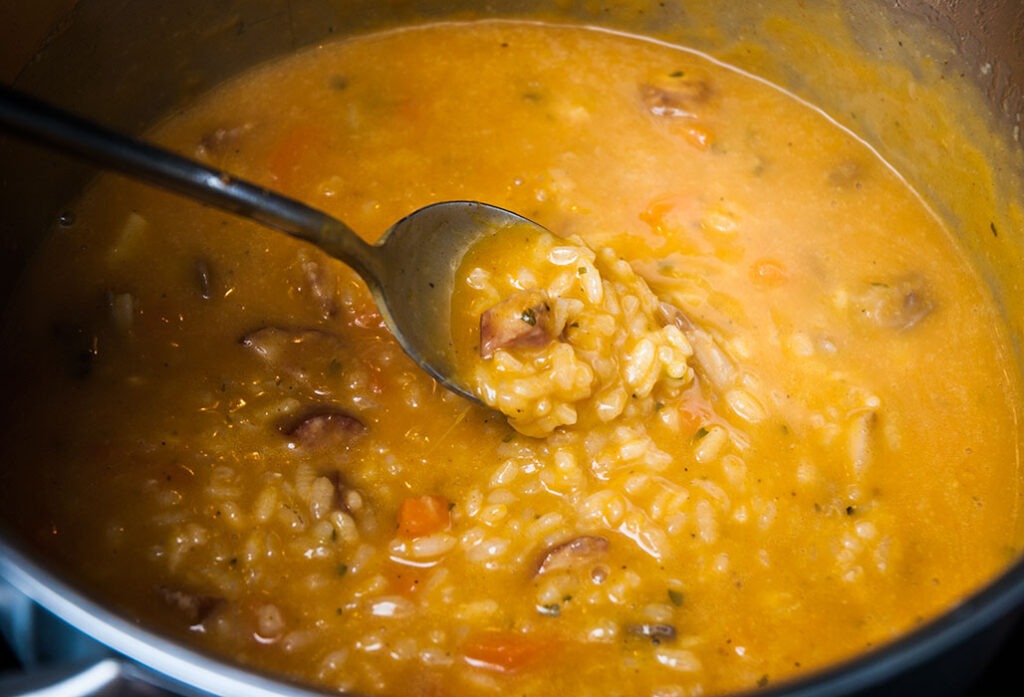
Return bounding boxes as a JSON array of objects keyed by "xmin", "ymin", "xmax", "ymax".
[
  {"xmin": 462, "ymin": 630, "xmax": 553, "ymax": 673},
  {"xmin": 749, "ymin": 258, "xmax": 789, "ymax": 288},
  {"xmin": 675, "ymin": 123, "xmax": 713, "ymax": 150},
  {"xmin": 639, "ymin": 193, "xmax": 694, "ymax": 234},
  {"xmin": 267, "ymin": 125, "xmax": 324, "ymax": 191},
  {"xmin": 639, "ymin": 196, "xmax": 676, "ymax": 232},
  {"xmin": 397, "ymin": 494, "xmax": 451, "ymax": 538}
]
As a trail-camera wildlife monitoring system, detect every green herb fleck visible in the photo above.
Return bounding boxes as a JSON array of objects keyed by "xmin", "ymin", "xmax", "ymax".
[
  {"xmin": 670, "ymin": 70, "xmax": 685, "ymax": 78},
  {"xmin": 668, "ymin": 589, "xmax": 684, "ymax": 607},
  {"xmin": 694, "ymin": 426, "xmax": 710, "ymax": 441},
  {"xmin": 578, "ymin": 266, "xmax": 588, "ymax": 274},
  {"xmin": 521, "ymin": 308, "xmax": 538, "ymax": 326},
  {"xmin": 337, "ymin": 564, "xmax": 349, "ymax": 577}
]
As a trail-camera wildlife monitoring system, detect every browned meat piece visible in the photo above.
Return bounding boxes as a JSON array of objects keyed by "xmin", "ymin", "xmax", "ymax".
[
  {"xmin": 158, "ymin": 586, "xmax": 224, "ymax": 628},
  {"xmin": 852, "ymin": 277, "xmax": 934, "ymax": 330},
  {"xmin": 639, "ymin": 80, "xmax": 712, "ymax": 119},
  {"xmin": 195, "ymin": 123, "xmax": 253, "ymax": 159},
  {"xmin": 657, "ymin": 302, "xmax": 735, "ymax": 390},
  {"xmin": 639, "ymin": 80, "xmax": 715, "ymax": 149},
  {"xmin": 322, "ymin": 469, "xmax": 362, "ymax": 512},
  {"xmin": 534, "ymin": 534, "xmax": 610, "ymax": 576},
  {"xmin": 281, "ymin": 407, "xmax": 366, "ymax": 449},
  {"xmin": 240, "ymin": 325, "xmax": 347, "ymax": 383},
  {"xmin": 480, "ymin": 289, "xmax": 559, "ymax": 358}
]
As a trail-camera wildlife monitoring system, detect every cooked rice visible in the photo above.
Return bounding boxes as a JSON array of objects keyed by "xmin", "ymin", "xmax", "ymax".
[{"xmin": 462, "ymin": 233, "xmax": 694, "ymax": 437}]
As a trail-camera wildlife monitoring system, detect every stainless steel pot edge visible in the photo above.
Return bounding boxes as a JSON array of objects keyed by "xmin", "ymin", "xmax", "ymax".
[
  {"xmin": 0, "ymin": 540, "xmax": 340, "ymax": 697},
  {"xmin": 3, "ymin": 530, "xmax": 1024, "ymax": 697}
]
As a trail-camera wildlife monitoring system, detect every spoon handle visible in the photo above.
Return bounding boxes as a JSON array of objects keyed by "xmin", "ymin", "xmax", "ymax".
[{"xmin": 0, "ymin": 83, "xmax": 382, "ymax": 283}]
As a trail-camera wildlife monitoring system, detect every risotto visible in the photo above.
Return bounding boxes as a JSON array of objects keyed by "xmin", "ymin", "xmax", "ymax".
[
  {"xmin": 452, "ymin": 228, "xmax": 693, "ymax": 436},
  {"xmin": 0, "ymin": 19, "xmax": 1021, "ymax": 697}
]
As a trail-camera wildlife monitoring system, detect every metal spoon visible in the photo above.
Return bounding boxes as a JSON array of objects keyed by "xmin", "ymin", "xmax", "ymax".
[{"xmin": 0, "ymin": 84, "xmax": 541, "ymax": 403}]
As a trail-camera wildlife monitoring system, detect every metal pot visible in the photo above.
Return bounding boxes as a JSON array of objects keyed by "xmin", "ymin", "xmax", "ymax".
[{"xmin": 0, "ymin": 1, "xmax": 1022, "ymax": 695}]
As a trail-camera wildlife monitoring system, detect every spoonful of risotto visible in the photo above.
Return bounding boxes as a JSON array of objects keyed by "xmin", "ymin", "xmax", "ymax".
[{"xmin": 0, "ymin": 85, "xmax": 695, "ymax": 434}]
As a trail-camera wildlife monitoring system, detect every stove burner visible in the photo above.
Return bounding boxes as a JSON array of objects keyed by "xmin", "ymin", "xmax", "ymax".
[{"xmin": 0, "ymin": 578, "xmax": 176, "ymax": 696}]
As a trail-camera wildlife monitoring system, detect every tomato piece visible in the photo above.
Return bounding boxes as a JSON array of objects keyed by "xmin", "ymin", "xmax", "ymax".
[
  {"xmin": 462, "ymin": 631, "xmax": 552, "ymax": 673},
  {"xmin": 397, "ymin": 494, "xmax": 451, "ymax": 538}
]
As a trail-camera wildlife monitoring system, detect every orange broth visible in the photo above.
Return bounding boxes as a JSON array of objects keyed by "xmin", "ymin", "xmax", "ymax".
[{"xmin": 0, "ymin": 20, "xmax": 1021, "ymax": 697}]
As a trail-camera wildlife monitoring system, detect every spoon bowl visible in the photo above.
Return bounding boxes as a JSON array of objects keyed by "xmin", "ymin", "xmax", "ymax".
[
  {"xmin": 351, "ymin": 201, "xmax": 534, "ymax": 402},
  {"xmin": 0, "ymin": 84, "xmax": 542, "ymax": 403}
]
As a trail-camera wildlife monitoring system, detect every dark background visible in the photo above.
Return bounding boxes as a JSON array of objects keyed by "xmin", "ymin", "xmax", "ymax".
[{"xmin": 968, "ymin": 621, "xmax": 1021, "ymax": 695}]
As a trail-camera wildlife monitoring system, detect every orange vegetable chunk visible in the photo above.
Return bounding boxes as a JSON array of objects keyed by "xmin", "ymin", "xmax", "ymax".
[{"xmin": 397, "ymin": 494, "xmax": 451, "ymax": 538}]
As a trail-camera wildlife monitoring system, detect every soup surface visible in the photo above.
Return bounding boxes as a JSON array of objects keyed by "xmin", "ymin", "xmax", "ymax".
[{"xmin": 1, "ymin": 20, "xmax": 1022, "ymax": 697}]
